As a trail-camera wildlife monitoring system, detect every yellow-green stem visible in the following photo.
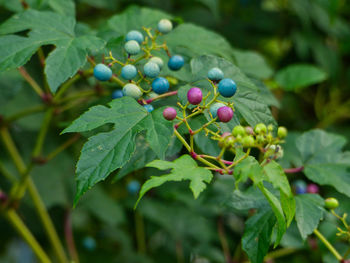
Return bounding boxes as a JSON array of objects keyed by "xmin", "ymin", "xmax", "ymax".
[
  {"xmin": 313, "ymin": 229, "xmax": 343, "ymax": 261},
  {"xmin": 18, "ymin": 67, "xmax": 44, "ymax": 97},
  {"xmin": 4, "ymin": 209, "xmax": 52, "ymax": 263}
]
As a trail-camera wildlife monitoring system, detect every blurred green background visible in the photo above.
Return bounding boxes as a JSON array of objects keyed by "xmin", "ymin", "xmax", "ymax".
[{"xmin": 0, "ymin": 0, "xmax": 349, "ymax": 262}]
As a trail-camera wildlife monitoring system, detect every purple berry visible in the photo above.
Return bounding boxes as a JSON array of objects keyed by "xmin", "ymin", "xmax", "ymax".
[
  {"xmin": 307, "ymin": 184, "xmax": 319, "ymax": 194},
  {"xmin": 217, "ymin": 106, "xmax": 233, "ymax": 123},
  {"xmin": 187, "ymin": 87, "xmax": 202, "ymax": 105},
  {"xmin": 163, "ymin": 107, "xmax": 177, "ymax": 121}
]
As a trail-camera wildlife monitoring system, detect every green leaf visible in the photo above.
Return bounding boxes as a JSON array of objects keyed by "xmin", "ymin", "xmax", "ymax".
[
  {"xmin": 234, "ymin": 156, "xmax": 264, "ymax": 186},
  {"xmin": 232, "ymin": 49, "xmax": 274, "ymax": 79},
  {"xmin": 263, "ymin": 161, "xmax": 295, "ymax": 226},
  {"xmin": 63, "ymin": 98, "xmax": 173, "ymax": 204},
  {"xmin": 135, "ymin": 155, "xmax": 213, "ymax": 207},
  {"xmin": 242, "ymin": 209, "xmax": 276, "ymax": 263},
  {"xmin": 296, "ymin": 129, "xmax": 350, "ymax": 197},
  {"xmin": 258, "ymin": 183, "xmax": 287, "ymax": 247},
  {"xmin": 275, "ymin": 64, "xmax": 328, "ymax": 91},
  {"xmin": 190, "ymin": 55, "xmax": 276, "ymax": 127},
  {"xmin": 0, "ymin": 10, "xmax": 105, "ymax": 93},
  {"xmin": 295, "ymin": 194, "xmax": 324, "ymax": 239},
  {"xmin": 47, "ymin": 0, "xmax": 76, "ymax": 17}
]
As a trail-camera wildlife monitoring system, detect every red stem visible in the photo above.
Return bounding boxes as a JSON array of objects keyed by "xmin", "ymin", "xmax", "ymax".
[
  {"xmin": 145, "ymin": 91, "xmax": 178, "ymax": 104},
  {"xmin": 64, "ymin": 209, "xmax": 80, "ymax": 263},
  {"xmin": 284, "ymin": 166, "xmax": 304, "ymax": 174}
]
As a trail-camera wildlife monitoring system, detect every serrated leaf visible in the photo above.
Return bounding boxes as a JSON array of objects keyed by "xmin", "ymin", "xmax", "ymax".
[
  {"xmin": 47, "ymin": 0, "xmax": 76, "ymax": 17},
  {"xmin": 258, "ymin": 183, "xmax": 287, "ymax": 246},
  {"xmin": 234, "ymin": 156, "xmax": 264, "ymax": 186},
  {"xmin": 296, "ymin": 129, "xmax": 350, "ymax": 197},
  {"xmin": 275, "ymin": 64, "xmax": 328, "ymax": 91},
  {"xmin": 295, "ymin": 194, "xmax": 324, "ymax": 239},
  {"xmin": 263, "ymin": 161, "xmax": 295, "ymax": 226},
  {"xmin": 232, "ymin": 49, "xmax": 274, "ymax": 79},
  {"xmin": 63, "ymin": 98, "xmax": 173, "ymax": 204},
  {"xmin": 135, "ymin": 155, "xmax": 213, "ymax": 207},
  {"xmin": 242, "ymin": 209, "xmax": 276, "ymax": 263},
  {"xmin": 0, "ymin": 10, "xmax": 105, "ymax": 92}
]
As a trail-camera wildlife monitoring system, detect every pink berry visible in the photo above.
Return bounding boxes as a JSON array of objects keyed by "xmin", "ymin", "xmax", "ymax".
[
  {"xmin": 163, "ymin": 107, "xmax": 177, "ymax": 121},
  {"xmin": 187, "ymin": 87, "xmax": 202, "ymax": 105},
  {"xmin": 217, "ymin": 106, "xmax": 233, "ymax": 123},
  {"xmin": 307, "ymin": 184, "xmax": 319, "ymax": 194}
]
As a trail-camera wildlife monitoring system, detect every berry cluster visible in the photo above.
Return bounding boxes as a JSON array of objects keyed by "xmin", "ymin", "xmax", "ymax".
[
  {"xmin": 92, "ymin": 18, "xmax": 185, "ymax": 112},
  {"xmin": 92, "ymin": 18, "xmax": 287, "ymax": 176}
]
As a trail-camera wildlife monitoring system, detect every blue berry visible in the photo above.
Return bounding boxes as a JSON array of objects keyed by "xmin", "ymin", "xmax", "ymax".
[
  {"xmin": 112, "ymin": 89, "xmax": 124, "ymax": 99},
  {"xmin": 209, "ymin": 103, "xmax": 225, "ymax": 118},
  {"xmin": 149, "ymin": 56, "xmax": 164, "ymax": 69},
  {"xmin": 125, "ymin": 30, "xmax": 144, "ymax": 44},
  {"xmin": 82, "ymin": 236, "xmax": 96, "ymax": 251},
  {"xmin": 208, "ymin": 67, "xmax": 224, "ymax": 81},
  {"xmin": 121, "ymin": 64, "xmax": 137, "ymax": 80},
  {"xmin": 152, "ymin": 77, "xmax": 169, "ymax": 94},
  {"xmin": 293, "ymin": 180, "xmax": 307, "ymax": 195},
  {"xmin": 144, "ymin": 62, "xmax": 160, "ymax": 78},
  {"xmin": 93, "ymin": 63, "xmax": 112, "ymax": 81},
  {"xmin": 143, "ymin": 104, "xmax": 154, "ymax": 112},
  {"xmin": 127, "ymin": 180, "xmax": 141, "ymax": 195},
  {"xmin": 157, "ymin": 19, "xmax": 173, "ymax": 34},
  {"xmin": 168, "ymin": 55, "xmax": 184, "ymax": 71},
  {"xmin": 218, "ymin": 78, "xmax": 237, "ymax": 97},
  {"xmin": 124, "ymin": 40, "xmax": 140, "ymax": 55},
  {"xmin": 123, "ymin": 83, "xmax": 142, "ymax": 99}
]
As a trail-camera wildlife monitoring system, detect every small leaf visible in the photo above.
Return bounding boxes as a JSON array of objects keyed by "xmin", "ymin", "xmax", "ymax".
[
  {"xmin": 275, "ymin": 64, "xmax": 328, "ymax": 91},
  {"xmin": 295, "ymin": 194, "xmax": 324, "ymax": 239},
  {"xmin": 242, "ymin": 209, "xmax": 276, "ymax": 263},
  {"xmin": 135, "ymin": 155, "xmax": 213, "ymax": 207}
]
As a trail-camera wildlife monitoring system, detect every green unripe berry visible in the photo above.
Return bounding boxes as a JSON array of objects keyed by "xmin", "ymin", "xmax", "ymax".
[
  {"xmin": 149, "ymin": 56, "xmax": 164, "ymax": 69},
  {"xmin": 267, "ymin": 124, "xmax": 274, "ymax": 132},
  {"xmin": 242, "ymin": 135, "xmax": 255, "ymax": 147},
  {"xmin": 233, "ymin": 125, "xmax": 246, "ymax": 137},
  {"xmin": 122, "ymin": 83, "xmax": 143, "ymax": 99},
  {"xmin": 256, "ymin": 135, "xmax": 265, "ymax": 144},
  {"xmin": 124, "ymin": 40, "xmax": 140, "ymax": 55},
  {"xmin": 325, "ymin": 197, "xmax": 339, "ymax": 209},
  {"xmin": 254, "ymin": 123, "xmax": 267, "ymax": 134},
  {"xmin": 278, "ymin": 126, "xmax": 288, "ymax": 138},
  {"xmin": 245, "ymin": 126, "xmax": 254, "ymax": 135}
]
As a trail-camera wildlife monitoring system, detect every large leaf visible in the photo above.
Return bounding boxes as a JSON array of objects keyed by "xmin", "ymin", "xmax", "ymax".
[
  {"xmin": 242, "ymin": 210, "xmax": 276, "ymax": 263},
  {"xmin": 296, "ymin": 129, "xmax": 350, "ymax": 197},
  {"xmin": 190, "ymin": 55, "xmax": 276, "ymax": 127},
  {"xmin": 62, "ymin": 97, "xmax": 173, "ymax": 204},
  {"xmin": 295, "ymin": 194, "xmax": 324, "ymax": 239},
  {"xmin": 275, "ymin": 64, "xmax": 328, "ymax": 91},
  {"xmin": 0, "ymin": 10, "xmax": 105, "ymax": 93},
  {"xmin": 135, "ymin": 155, "xmax": 213, "ymax": 207}
]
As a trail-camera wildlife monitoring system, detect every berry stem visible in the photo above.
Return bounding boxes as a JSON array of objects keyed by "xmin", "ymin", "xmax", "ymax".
[
  {"xmin": 227, "ymin": 149, "xmax": 251, "ymax": 169},
  {"xmin": 314, "ymin": 229, "xmax": 343, "ymax": 261},
  {"xmin": 18, "ymin": 67, "xmax": 44, "ymax": 97},
  {"xmin": 46, "ymin": 134, "xmax": 81, "ymax": 162},
  {"xmin": 284, "ymin": 166, "xmax": 304, "ymax": 174},
  {"xmin": 145, "ymin": 91, "xmax": 178, "ymax": 103}
]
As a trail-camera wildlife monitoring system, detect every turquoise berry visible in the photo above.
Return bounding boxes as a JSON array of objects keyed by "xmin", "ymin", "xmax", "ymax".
[
  {"xmin": 121, "ymin": 64, "xmax": 137, "ymax": 80},
  {"xmin": 157, "ymin": 19, "xmax": 173, "ymax": 34},
  {"xmin": 168, "ymin": 55, "xmax": 184, "ymax": 71},
  {"xmin": 82, "ymin": 236, "xmax": 96, "ymax": 251},
  {"xmin": 124, "ymin": 40, "xmax": 140, "ymax": 55},
  {"xmin": 209, "ymin": 102, "xmax": 225, "ymax": 118},
  {"xmin": 149, "ymin": 56, "xmax": 164, "ymax": 69},
  {"xmin": 144, "ymin": 62, "xmax": 160, "ymax": 78},
  {"xmin": 125, "ymin": 30, "xmax": 144, "ymax": 44},
  {"xmin": 143, "ymin": 104, "xmax": 154, "ymax": 112},
  {"xmin": 123, "ymin": 83, "xmax": 142, "ymax": 99},
  {"xmin": 93, "ymin": 63, "xmax": 112, "ymax": 81},
  {"xmin": 218, "ymin": 78, "xmax": 237, "ymax": 97},
  {"xmin": 208, "ymin": 67, "xmax": 224, "ymax": 81},
  {"xmin": 127, "ymin": 180, "xmax": 141, "ymax": 195},
  {"xmin": 152, "ymin": 77, "xmax": 169, "ymax": 94},
  {"xmin": 112, "ymin": 89, "xmax": 123, "ymax": 99}
]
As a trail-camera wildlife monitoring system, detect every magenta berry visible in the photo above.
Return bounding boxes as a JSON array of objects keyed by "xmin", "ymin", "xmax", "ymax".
[
  {"xmin": 307, "ymin": 184, "xmax": 319, "ymax": 194},
  {"xmin": 217, "ymin": 106, "xmax": 233, "ymax": 123},
  {"xmin": 163, "ymin": 107, "xmax": 177, "ymax": 121},
  {"xmin": 187, "ymin": 87, "xmax": 202, "ymax": 105}
]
